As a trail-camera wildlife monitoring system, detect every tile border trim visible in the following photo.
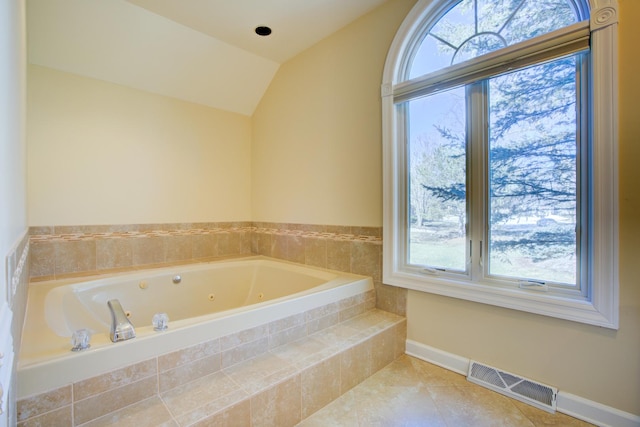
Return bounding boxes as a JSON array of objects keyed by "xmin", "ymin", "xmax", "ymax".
[{"xmin": 29, "ymin": 224, "xmax": 382, "ymax": 243}]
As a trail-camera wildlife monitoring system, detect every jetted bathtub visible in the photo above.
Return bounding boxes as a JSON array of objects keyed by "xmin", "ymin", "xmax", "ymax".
[{"xmin": 18, "ymin": 256, "xmax": 373, "ymax": 398}]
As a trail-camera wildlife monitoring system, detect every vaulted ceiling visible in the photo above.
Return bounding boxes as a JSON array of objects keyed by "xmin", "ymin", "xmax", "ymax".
[{"xmin": 26, "ymin": 0, "xmax": 389, "ymax": 116}]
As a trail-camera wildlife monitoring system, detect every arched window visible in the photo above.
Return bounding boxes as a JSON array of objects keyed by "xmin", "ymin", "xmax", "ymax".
[
  {"xmin": 409, "ymin": 0, "xmax": 588, "ymax": 78},
  {"xmin": 382, "ymin": 0, "xmax": 618, "ymax": 328}
]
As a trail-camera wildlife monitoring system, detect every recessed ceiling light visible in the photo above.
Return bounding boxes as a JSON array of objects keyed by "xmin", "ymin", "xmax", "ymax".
[{"xmin": 255, "ymin": 26, "xmax": 272, "ymax": 36}]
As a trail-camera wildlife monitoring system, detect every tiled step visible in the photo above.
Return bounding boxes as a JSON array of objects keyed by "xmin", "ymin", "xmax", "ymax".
[{"xmin": 88, "ymin": 308, "xmax": 405, "ymax": 426}]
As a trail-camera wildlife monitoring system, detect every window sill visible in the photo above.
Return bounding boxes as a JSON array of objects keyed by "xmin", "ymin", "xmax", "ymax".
[{"xmin": 384, "ymin": 269, "xmax": 618, "ymax": 329}]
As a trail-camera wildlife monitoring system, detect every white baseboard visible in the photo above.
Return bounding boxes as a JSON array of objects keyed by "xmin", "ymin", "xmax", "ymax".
[
  {"xmin": 556, "ymin": 392, "xmax": 640, "ymax": 427},
  {"xmin": 405, "ymin": 340, "xmax": 640, "ymax": 427},
  {"xmin": 405, "ymin": 339, "xmax": 469, "ymax": 375}
]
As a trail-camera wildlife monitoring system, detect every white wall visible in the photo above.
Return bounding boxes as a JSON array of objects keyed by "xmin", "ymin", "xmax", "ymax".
[{"xmin": 27, "ymin": 66, "xmax": 253, "ymax": 226}]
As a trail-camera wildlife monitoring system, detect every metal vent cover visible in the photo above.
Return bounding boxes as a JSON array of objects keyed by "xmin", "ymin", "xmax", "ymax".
[{"xmin": 467, "ymin": 361, "xmax": 557, "ymax": 413}]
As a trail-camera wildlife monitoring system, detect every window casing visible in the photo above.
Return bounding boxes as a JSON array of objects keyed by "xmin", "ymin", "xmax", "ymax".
[{"xmin": 382, "ymin": 0, "xmax": 618, "ymax": 328}]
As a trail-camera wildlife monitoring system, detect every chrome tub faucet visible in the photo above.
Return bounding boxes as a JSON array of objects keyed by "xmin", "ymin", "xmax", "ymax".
[{"xmin": 107, "ymin": 299, "xmax": 136, "ymax": 342}]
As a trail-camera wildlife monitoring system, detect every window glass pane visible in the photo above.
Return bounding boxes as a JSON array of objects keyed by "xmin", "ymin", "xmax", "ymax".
[
  {"xmin": 408, "ymin": 87, "xmax": 467, "ymax": 271},
  {"xmin": 477, "ymin": 0, "xmax": 525, "ymax": 34},
  {"xmin": 500, "ymin": 0, "xmax": 578, "ymax": 46},
  {"xmin": 410, "ymin": 35, "xmax": 456, "ymax": 79},
  {"xmin": 429, "ymin": 0, "xmax": 475, "ymax": 48},
  {"xmin": 452, "ymin": 33, "xmax": 505, "ymax": 65},
  {"xmin": 487, "ymin": 56, "xmax": 579, "ymax": 285},
  {"xmin": 409, "ymin": 0, "xmax": 580, "ymax": 79}
]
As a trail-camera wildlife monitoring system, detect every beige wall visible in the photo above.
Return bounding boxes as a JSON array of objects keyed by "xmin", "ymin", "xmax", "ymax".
[
  {"xmin": 27, "ymin": 65, "xmax": 252, "ymax": 226},
  {"xmin": 21, "ymin": 0, "xmax": 639, "ymax": 416},
  {"xmin": 26, "ymin": 0, "xmax": 279, "ymax": 116},
  {"xmin": 253, "ymin": 0, "xmax": 640, "ymax": 416},
  {"xmin": 251, "ymin": 0, "xmax": 417, "ymax": 226},
  {"xmin": 406, "ymin": 0, "xmax": 640, "ymax": 415}
]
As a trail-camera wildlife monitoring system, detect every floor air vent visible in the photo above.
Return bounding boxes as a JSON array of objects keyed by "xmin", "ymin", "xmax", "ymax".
[{"xmin": 467, "ymin": 361, "xmax": 557, "ymax": 413}]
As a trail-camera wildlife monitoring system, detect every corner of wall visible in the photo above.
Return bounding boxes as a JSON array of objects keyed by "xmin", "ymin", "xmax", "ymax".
[{"xmin": 2, "ymin": 230, "xmax": 30, "ymax": 426}]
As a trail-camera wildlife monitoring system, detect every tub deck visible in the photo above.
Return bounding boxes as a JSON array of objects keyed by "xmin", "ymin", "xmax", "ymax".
[
  {"xmin": 17, "ymin": 306, "xmax": 407, "ymax": 426},
  {"xmin": 18, "ymin": 256, "xmax": 373, "ymax": 397},
  {"xmin": 17, "ymin": 256, "xmax": 409, "ymax": 426}
]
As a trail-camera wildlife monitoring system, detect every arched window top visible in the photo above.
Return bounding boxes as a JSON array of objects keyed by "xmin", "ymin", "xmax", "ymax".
[
  {"xmin": 382, "ymin": 0, "xmax": 619, "ymax": 328},
  {"xmin": 408, "ymin": 0, "xmax": 590, "ymax": 79}
]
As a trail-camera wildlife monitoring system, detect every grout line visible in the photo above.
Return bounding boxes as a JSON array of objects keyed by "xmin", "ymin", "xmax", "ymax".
[
  {"xmin": 70, "ymin": 382, "xmax": 74, "ymax": 426},
  {"xmin": 24, "ymin": 310, "xmax": 405, "ymax": 426}
]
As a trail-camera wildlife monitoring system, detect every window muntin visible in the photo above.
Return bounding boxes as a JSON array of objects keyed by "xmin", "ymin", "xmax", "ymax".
[
  {"xmin": 409, "ymin": 0, "xmax": 582, "ymax": 79},
  {"xmin": 382, "ymin": 0, "xmax": 618, "ymax": 328},
  {"xmin": 404, "ymin": 0, "xmax": 585, "ymax": 290},
  {"xmin": 406, "ymin": 51, "xmax": 583, "ymax": 289}
]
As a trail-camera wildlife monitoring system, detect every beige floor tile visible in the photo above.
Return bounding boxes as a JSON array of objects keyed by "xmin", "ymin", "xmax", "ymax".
[
  {"xmin": 427, "ymin": 384, "xmax": 536, "ymax": 426},
  {"xmin": 160, "ymin": 371, "xmax": 244, "ymax": 419},
  {"xmin": 270, "ymin": 335, "xmax": 339, "ymax": 369},
  {"xmin": 313, "ymin": 323, "xmax": 363, "ymax": 349},
  {"xmin": 372, "ymin": 354, "xmax": 469, "ymax": 388},
  {"xmin": 30, "ymin": 324, "xmax": 597, "ymax": 427},
  {"xmin": 157, "ymin": 339, "xmax": 220, "ymax": 372},
  {"xmin": 296, "ymin": 390, "xmax": 360, "ymax": 427},
  {"xmin": 351, "ymin": 382, "xmax": 447, "ymax": 426},
  {"xmin": 241, "ymin": 364, "xmax": 301, "ymax": 395},
  {"xmin": 223, "ymin": 352, "xmax": 298, "ymax": 394},
  {"xmin": 297, "ymin": 355, "xmax": 595, "ymax": 427},
  {"xmin": 301, "ymin": 355, "xmax": 341, "ymax": 418},
  {"xmin": 17, "ymin": 405, "xmax": 72, "ymax": 427},
  {"xmin": 371, "ymin": 326, "xmax": 398, "ymax": 373},
  {"xmin": 340, "ymin": 340, "xmax": 372, "ymax": 393},
  {"xmin": 73, "ymin": 376, "xmax": 157, "ymax": 425},
  {"xmin": 79, "ymin": 396, "xmax": 177, "ymax": 427},
  {"xmin": 186, "ymin": 399, "xmax": 251, "ymax": 427},
  {"xmin": 73, "ymin": 359, "xmax": 157, "ymax": 401},
  {"xmin": 251, "ymin": 375, "xmax": 302, "ymax": 427},
  {"xmin": 220, "ymin": 336, "xmax": 270, "ymax": 368},
  {"xmin": 173, "ymin": 389, "xmax": 249, "ymax": 426},
  {"xmin": 17, "ymin": 385, "xmax": 72, "ymax": 422},
  {"xmin": 341, "ymin": 309, "xmax": 402, "ymax": 333},
  {"xmin": 158, "ymin": 353, "xmax": 222, "ymax": 393}
]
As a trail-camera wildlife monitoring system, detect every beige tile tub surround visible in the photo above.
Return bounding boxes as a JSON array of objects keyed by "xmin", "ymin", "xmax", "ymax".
[
  {"xmin": 17, "ymin": 307, "xmax": 406, "ymax": 427},
  {"xmin": 252, "ymin": 223, "xmax": 406, "ymax": 316},
  {"xmin": 28, "ymin": 221, "xmax": 407, "ymax": 315},
  {"xmin": 28, "ymin": 222, "xmax": 254, "ymax": 280},
  {"xmin": 20, "ymin": 221, "xmax": 408, "ymax": 425}
]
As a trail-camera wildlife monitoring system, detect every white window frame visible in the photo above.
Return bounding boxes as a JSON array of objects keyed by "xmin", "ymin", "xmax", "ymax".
[{"xmin": 381, "ymin": 0, "xmax": 619, "ymax": 329}]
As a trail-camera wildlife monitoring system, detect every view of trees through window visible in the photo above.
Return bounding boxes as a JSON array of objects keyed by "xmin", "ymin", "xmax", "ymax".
[{"xmin": 407, "ymin": 0, "xmax": 582, "ymax": 285}]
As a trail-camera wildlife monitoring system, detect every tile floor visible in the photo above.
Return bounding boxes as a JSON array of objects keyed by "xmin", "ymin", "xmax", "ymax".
[{"xmin": 297, "ymin": 354, "xmax": 595, "ymax": 427}]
